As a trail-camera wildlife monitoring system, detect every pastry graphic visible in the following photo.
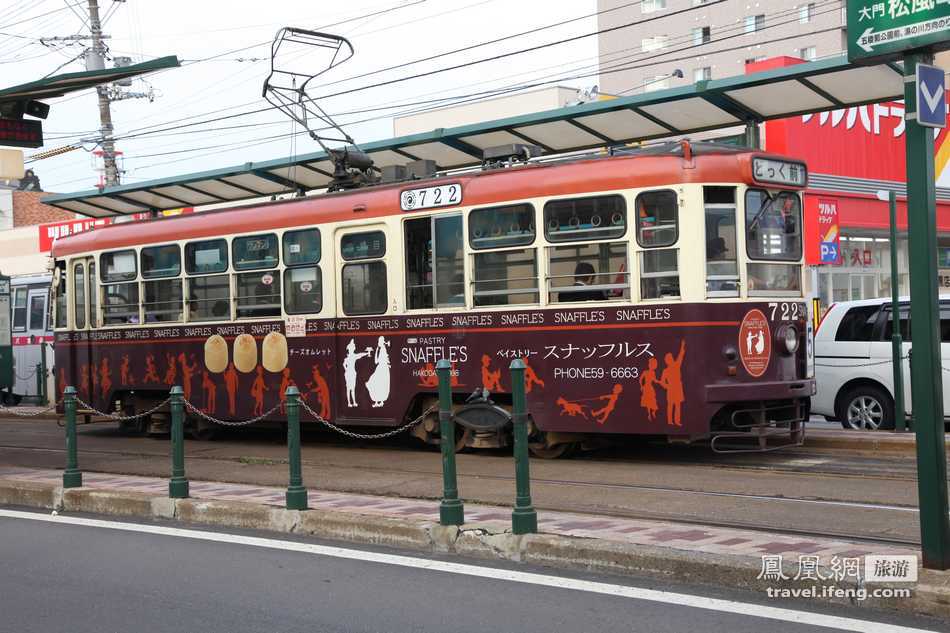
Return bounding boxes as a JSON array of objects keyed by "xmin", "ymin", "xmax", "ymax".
[
  {"xmin": 204, "ymin": 334, "xmax": 228, "ymax": 374},
  {"xmin": 233, "ymin": 333, "xmax": 258, "ymax": 373},
  {"xmin": 262, "ymin": 331, "xmax": 288, "ymax": 373}
]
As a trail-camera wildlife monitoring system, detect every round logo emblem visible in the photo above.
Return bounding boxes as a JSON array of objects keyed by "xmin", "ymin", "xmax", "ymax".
[
  {"xmin": 402, "ymin": 191, "xmax": 416, "ymax": 209},
  {"xmin": 738, "ymin": 309, "xmax": 771, "ymax": 378},
  {"xmin": 261, "ymin": 273, "xmax": 274, "ymax": 286}
]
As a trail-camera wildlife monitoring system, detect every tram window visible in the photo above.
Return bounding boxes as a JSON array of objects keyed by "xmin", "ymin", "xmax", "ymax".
[
  {"xmin": 640, "ymin": 249, "xmax": 680, "ymax": 299},
  {"xmin": 342, "ymin": 262, "xmax": 387, "ymax": 315},
  {"xmin": 54, "ymin": 261, "xmax": 67, "ymax": 329},
  {"xmin": 235, "ymin": 271, "xmax": 281, "ymax": 319},
  {"xmin": 233, "ymin": 234, "xmax": 278, "ymax": 271},
  {"xmin": 341, "ymin": 231, "xmax": 386, "ymax": 261},
  {"xmin": 705, "ymin": 192, "xmax": 739, "ymax": 297},
  {"xmin": 284, "ymin": 267, "xmax": 322, "ymax": 314},
  {"xmin": 74, "ymin": 264, "xmax": 86, "ymax": 329},
  {"xmin": 548, "ymin": 242, "xmax": 629, "ymax": 303},
  {"xmin": 143, "ymin": 280, "xmax": 183, "ymax": 323},
  {"xmin": 544, "ymin": 195, "xmax": 626, "ymax": 242},
  {"xmin": 28, "ymin": 295, "xmax": 45, "ymax": 331},
  {"xmin": 472, "ymin": 248, "xmax": 538, "ymax": 307},
  {"xmin": 405, "ymin": 215, "xmax": 464, "ymax": 310},
  {"xmin": 12, "ymin": 288, "xmax": 26, "ymax": 331},
  {"xmin": 88, "ymin": 262, "xmax": 97, "ymax": 328},
  {"xmin": 141, "ymin": 244, "xmax": 181, "ymax": 279},
  {"xmin": 747, "ymin": 263, "xmax": 801, "ymax": 295},
  {"xmin": 283, "ymin": 229, "xmax": 321, "ymax": 266},
  {"xmin": 102, "ymin": 283, "xmax": 139, "ymax": 325},
  {"xmin": 636, "ymin": 190, "xmax": 678, "ymax": 247},
  {"xmin": 186, "ymin": 239, "xmax": 228, "ymax": 274},
  {"xmin": 100, "ymin": 250, "xmax": 137, "ymax": 283},
  {"xmin": 469, "ymin": 204, "xmax": 535, "ymax": 250},
  {"xmin": 187, "ymin": 275, "xmax": 230, "ymax": 321},
  {"xmin": 745, "ymin": 189, "xmax": 802, "ymax": 261}
]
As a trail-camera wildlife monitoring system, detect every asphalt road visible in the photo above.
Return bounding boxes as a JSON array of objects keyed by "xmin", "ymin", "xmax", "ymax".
[{"xmin": 0, "ymin": 508, "xmax": 943, "ymax": 633}]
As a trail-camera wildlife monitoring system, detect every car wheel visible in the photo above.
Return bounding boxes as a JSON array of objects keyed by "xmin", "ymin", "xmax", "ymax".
[{"xmin": 838, "ymin": 385, "xmax": 894, "ymax": 431}]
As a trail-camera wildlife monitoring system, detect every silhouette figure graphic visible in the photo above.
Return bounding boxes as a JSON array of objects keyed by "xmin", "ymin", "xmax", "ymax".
[
  {"xmin": 639, "ymin": 357, "xmax": 660, "ymax": 421},
  {"xmin": 58, "ymin": 368, "xmax": 66, "ymax": 398},
  {"xmin": 343, "ymin": 339, "xmax": 371, "ymax": 407},
  {"xmin": 591, "ymin": 384, "xmax": 623, "ymax": 425},
  {"xmin": 417, "ymin": 363, "xmax": 439, "ymax": 387},
  {"xmin": 480, "ymin": 355, "xmax": 503, "ymax": 392},
  {"xmin": 223, "ymin": 362, "xmax": 239, "ymax": 416},
  {"xmin": 305, "ymin": 364, "xmax": 331, "ymax": 419},
  {"xmin": 278, "ymin": 367, "xmax": 295, "ymax": 411},
  {"xmin": 201, "ymin": 371, "xmax": 217, "ymax": 414},
  {"xmin": 250, "ymin": 365, "xmax": 268, "ymax": 417},
  {"xmin": 143, "ymin": 354, "xmax": 160, "ymax": 383},
  {"xmin": 365, "ymin": 336, "xmax": 391, "ymax": 408},
  {"xmin": 119, "ymin": 355, "xmax": 135, "ymax": 385},
  {"xmin": 89, "ymin": 361, "xmax": 98, "ymax": 394},
  {"xmin": 99, "ymin": 357, "xmax": 112, "ymax": 399},
  {"xmin": 79, "ymin": 365, "xmax": 89, "ymax": 396},
  {"xmin": 659, "ymin": 340, "xmax": 686, "ymax": 427},
  {"xmin": 179, "ymin": 352, "xmax": 198, "ymax": 402},
  {"xmin": 556, "ymin": 396, "xmax": 588, "ymax": 419},
  {"xmin": 162, "ymin": 352, "xmax": 177, "ymax": 386},
  {"xmin": 523, "ymin": 361, "xmax": 545, "ymax": 393}
]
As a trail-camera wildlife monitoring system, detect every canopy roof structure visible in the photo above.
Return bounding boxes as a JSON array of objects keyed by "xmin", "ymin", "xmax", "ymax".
[
  {"xmin": 0, "ymin": 56, "xmax": 180, "ymax": 104},
  {"xmin": 42, "ymin": 55, "xmax": 904, "ymax": 218}
]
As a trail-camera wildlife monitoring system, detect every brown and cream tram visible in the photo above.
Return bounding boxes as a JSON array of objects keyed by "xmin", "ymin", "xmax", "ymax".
[{"xmin": 50, "ymin": 141, "xmax": 814, "ymax": 455}]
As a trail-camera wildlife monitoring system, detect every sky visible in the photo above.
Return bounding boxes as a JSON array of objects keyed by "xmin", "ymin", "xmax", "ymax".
[{"xmin": 1, "ymin": 0, "xmax": 602, "ymax": 194}]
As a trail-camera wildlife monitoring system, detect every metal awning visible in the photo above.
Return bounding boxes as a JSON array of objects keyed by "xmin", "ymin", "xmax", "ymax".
[
  {"xmin": 0, "ymin": 56, "xmax": 180, "ymax": 104},
  {"xmin": 43, "ymin": 55, "xmax": 904, "ymax": 218}
]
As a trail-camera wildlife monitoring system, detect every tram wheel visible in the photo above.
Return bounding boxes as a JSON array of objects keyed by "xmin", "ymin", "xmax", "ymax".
[
  {"xmin": 189, "ymin": 420, "xmax": 219, "ymax": 441},
  {"xmin": 529, "ymin": 440, "xmax": 576, "ymax": 460}
]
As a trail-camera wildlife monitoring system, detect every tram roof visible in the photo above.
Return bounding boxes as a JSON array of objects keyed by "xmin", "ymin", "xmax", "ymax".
[{"xmin": 42, "ymin": 55, "xmax": 903, "ymax": 218}]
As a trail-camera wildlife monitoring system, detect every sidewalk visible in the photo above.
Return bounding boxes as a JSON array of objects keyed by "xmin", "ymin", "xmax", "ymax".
[{"xmin": 0, "ymin": 465, "xmax": 946, "ymax": 618}]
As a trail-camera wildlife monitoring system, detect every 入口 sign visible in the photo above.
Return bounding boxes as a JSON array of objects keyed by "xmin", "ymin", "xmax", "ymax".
[{"xmin": 848, "ymin": 0, "xmax": 950, "ymax": 63}]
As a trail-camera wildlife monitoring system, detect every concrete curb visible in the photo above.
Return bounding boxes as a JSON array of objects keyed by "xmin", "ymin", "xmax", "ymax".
[
  {"xmin": 805, "ymin": 432, "xmax": 942, "ymax": 454},
  {"xmin": 0, "ymin": 479, "xmax": 944, "ymax": 619}
]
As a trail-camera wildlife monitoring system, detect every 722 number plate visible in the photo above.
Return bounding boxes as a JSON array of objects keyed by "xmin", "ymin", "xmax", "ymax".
[{"xmin": 401, "ymin": 183, "xmax": 461, "ymax": 211}]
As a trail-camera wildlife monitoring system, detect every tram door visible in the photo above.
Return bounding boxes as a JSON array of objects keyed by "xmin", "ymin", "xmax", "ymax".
[
  {"xmin": 70, "ymin": 258, "xmax": 98, "ymax": 403},
  {"xmin": 14, "ymin": 287, "xmax": 50, "ymax": 399}
]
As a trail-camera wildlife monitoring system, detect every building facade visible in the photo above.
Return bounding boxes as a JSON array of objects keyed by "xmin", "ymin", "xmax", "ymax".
[{"xmin": 596, "ymin": 0, "xmax": 845, "ymax": 94}]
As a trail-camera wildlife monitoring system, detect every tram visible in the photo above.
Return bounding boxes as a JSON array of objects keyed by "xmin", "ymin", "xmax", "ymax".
[
  {"xmin": 49, "ymin": 141, "xmax": 814, "ymax": 455},
  {"xmin": 9, "ymin": 272, "xmax": 54, "ymax": 405}
]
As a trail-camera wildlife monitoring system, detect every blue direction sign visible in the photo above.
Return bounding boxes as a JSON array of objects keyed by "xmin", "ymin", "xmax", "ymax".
[{"xmin": 916, "ymin": 63, "xmax": 946, "ymax": 128}]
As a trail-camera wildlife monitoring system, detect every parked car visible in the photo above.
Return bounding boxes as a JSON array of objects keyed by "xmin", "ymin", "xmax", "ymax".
[{"xmin": 812, "ymin": 297, "xmax": 950, "ymax": 430}]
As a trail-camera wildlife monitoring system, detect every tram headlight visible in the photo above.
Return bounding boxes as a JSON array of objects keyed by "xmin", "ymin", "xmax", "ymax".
[{"xmin": 781, "ymin": 325, "xmax": 799, "ymax": 355}]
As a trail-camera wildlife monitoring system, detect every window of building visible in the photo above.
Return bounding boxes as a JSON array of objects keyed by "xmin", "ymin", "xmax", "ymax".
[
  {"xmin": 704, "ymin": 187, "xmax": 739, "ymax": 297},
  {"xmin": 745, "ymin": 56, "xmax": 766, "ymax": 65},
  {"xmin": 284, "ymin": 267, "xmax": 322, "ymax": 314},
  {"xmin": 473, "ymin": 248, "xmax": 539, "ymax": 307},
  {"xmin": 102, "ymin": 282, "xmax": 139, "ymax": 325},
  {"xmin": 73, "ymin": 264, "xmax": 86, "ymax": 329},
  {"xmin": 692, "ymin": 26, "xmax": 711, "ymax": 45},
  {"xmin": 548, "ymin": 242, "xmax": 629, "ymax": 303},
  {"xmin": 642, "ymin": 0, "xmax": 666, "ymax": 12},
  {"xmin": 798, "ymin": 46, "xmax": 817, "ymax": 61},
  {"xmin": 405, "ymin": 214, "xmax": 464, "ymax": 310},
  {"xmin": 186, "ymin": 239, "xmax": 228, "ymax": 274},
  {"xmin": 636, "ymin": 190, "xmax": 678, "ymax": 247},
  {"xmin": 235, "ymin": 271, "xmax": 281, "ymax": 319},
  {"xmin": 544, "ymin": 195, "xmax": 626, "ymax": 243},
  {"xmin": 187, "ymin": 275, "xmax": 230, "ymax": 321},
  {"xmin": 141, "ymin": 244, "xmax": 181, "ymax": 279},
  {"xmin": 29, "ymin": 294, "xmax": 45, "ymax": 332},
  {"xmin": 694, "ymin": 66, "xmax": 712, "ymax": 82},
  {"xmin": 54, "ymin": 261, "xmax": 66, "ymax": 329},
  {"xmin": 342, "ymin": 261, "xmax": 388, "ymax": 315},
  {"xmin": 469, "ymin": 204, "xmax": 535, "ymax": 250},
  {"xmin": 641, "ymin": 35, "xmax": 669, "ymax": 52},
  {"xmin": 283, "ymin": 228, "xmax": 320, "ymax": 266},
  {"xmin": 12, "ymin": 287, "xmax": 26, "ymax": 331},
  {"xmin": 341, "ymin": 231, "xmax": 386, "ymax": 261},
  {"xmin": 799, "ymin": 3, "xmax": 815, "ymax": 23},
  {"xmin": 640, "ymin": 249, "xmax": 680, "ymax": 299},
  {"xmin": 745, "ymin": 14, "xmax": 765, "ymax": 33},
  {"xmin": 233, "ymin": 234, "xmax": 278, "ymax": 271},
  {"xmin": 100, "ymin": 250, "xmax": 136, "ymax": 283},
  {"xmin": 836, "ymin": 304, "xmax": 882, "ymax": 342}
]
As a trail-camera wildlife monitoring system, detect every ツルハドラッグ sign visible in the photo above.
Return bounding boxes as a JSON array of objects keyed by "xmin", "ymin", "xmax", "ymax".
[{"xmin": 848, "ymin": 0, "xmax": 950, "ymax": 63}]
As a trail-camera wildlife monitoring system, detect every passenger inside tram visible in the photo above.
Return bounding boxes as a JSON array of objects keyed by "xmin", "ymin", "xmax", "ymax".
[{"xmin": 561, "ymin": 262, "xmax": 608, "ymax": 302}]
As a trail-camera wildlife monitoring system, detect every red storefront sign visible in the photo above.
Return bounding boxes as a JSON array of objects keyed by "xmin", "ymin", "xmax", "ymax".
[
  {"xmin": 804, "ymin": 198, "xmax": 841, "ymax": 265},
  {"xmin": 37, "ymin": 207, "xmax": 194, "ymax": 253}
]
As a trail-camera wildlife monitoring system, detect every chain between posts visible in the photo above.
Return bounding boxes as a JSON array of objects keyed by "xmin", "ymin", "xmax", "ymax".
[
  {"xmin": 73, "ymin": 396, "xmax": 171, "ymax": 422},
  {"xmin": 0, "ymin": 400, "xmax": 60, "ymax": 417},
  {"xmin": 299, "ymin": 398, "xmax": 435, "ymax": 439},
  {"xmin": 184, "ymin": 400, "xmax": 284, "ymax": 427}
]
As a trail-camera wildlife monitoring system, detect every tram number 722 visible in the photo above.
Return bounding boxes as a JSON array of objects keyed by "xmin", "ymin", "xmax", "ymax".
[{"xmin": 769, "ymin": 302, "xmax": 802, "ymax": 321}]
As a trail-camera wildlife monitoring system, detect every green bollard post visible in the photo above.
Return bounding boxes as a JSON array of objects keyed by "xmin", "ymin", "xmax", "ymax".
[
  {"xmin": 168, "ymin": 386, "xmax": 189, "ymax": 498},
  {"xmin": 62, "ymin": 386, "xmax": 82, "ymax": 488},
  {"xmin": 436, "ymin": 359, "xmax": 464, "ymax": 526},
  {"xmin": 285, "ymin": 386, "xmax": 308, "ymax": 510},
  {"xmin": 509, "ymin": 359, "xmax": 537, "ymax": 534}
]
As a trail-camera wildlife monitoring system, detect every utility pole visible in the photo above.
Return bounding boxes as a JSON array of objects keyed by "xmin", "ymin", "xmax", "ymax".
[{"xmin": 85, "ymin": 0, "xmax": 119, "ymax": 187}]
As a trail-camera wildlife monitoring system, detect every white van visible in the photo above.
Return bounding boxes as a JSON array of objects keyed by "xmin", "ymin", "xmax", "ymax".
[{"xmin": 812, "ymin": 297, "xmax": 950, "ymax": 429}]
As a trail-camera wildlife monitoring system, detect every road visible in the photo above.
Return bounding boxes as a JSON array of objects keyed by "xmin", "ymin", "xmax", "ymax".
[
  {"xmin": 0, "ymin": 507, "xmax": 942, "ymax": 633},
  {"xmin": 0, "ymin": 417, "xmax": 930, "ymax": 544}
]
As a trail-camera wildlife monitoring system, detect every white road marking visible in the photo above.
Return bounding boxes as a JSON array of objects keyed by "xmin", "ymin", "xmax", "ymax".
[{"xmin": 0, "ymin": 508, "xmax": 936, "ymax": 633}]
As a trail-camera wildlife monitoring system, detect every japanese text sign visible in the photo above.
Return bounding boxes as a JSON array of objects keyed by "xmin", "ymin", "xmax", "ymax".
[{"xmin": 848, "ymin": 0, "xmax": 950, "ymax": 63}]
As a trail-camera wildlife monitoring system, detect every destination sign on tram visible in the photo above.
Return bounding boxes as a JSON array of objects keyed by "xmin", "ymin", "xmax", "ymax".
[{"xmin": 751, "ymin": 158, "xmax": 807, "ymax": 187}]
